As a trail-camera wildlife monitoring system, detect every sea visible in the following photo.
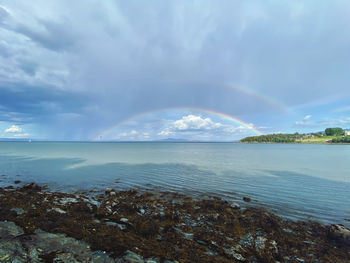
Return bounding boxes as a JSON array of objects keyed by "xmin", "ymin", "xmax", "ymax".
[{"xmin": 0, "ymin": 141, "xmax": 349, "ymax": 227}]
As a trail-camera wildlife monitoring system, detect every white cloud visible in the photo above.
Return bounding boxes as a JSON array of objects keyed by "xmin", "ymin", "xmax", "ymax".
[
  {"xmin": 172, "ymin": 115, "xmax": 223, "ymax": 131},
  {"xmin": 303, "ymin": 115, "xmax": 312, "ymax": 120},
  {"xmin": 156, "ymin": 114, "xmax": 257, "ymax": 140},
  {"xmin": 157, "ymin": 130, "xmax": 173, "ymax": 137},
  {"xmin": 12, "ymin": 133, "xmax": 30, "ymax": 138},
  {"xmin": 5, "ymin": 125, "xmax": 22, "ymax": 133}
]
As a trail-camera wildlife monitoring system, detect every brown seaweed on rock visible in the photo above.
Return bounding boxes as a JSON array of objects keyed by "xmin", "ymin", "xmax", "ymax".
[{"xmin": 0, "ymin": 183, "xmax": 349, "ymax": 262}]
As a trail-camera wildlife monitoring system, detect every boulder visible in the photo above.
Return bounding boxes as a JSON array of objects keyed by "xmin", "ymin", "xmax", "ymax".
[
  {"xmin": 328, "ymin": 224, "xmax": 350, "ymax": 245},
  {"xmin": 22, "ymin": 182, "xmax": 41, "ymax": 191}
]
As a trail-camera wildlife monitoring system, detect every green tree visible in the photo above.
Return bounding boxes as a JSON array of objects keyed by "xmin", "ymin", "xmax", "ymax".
[{"xmin": 325, "ymin": 127, "xmax": 344, "ymax": 136}]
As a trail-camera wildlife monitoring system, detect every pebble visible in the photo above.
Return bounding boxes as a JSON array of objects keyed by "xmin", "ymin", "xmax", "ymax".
[
  {"xmin": 139, "ymin": 208, "xmax": 145, "ymax": 215},
  {"xmin": 243, "ymin": 196, "xmax": 251, "ymax": 202},
  {"xmin": 230, "ymin": 202, "xmax": 240, "ymax": 209}
]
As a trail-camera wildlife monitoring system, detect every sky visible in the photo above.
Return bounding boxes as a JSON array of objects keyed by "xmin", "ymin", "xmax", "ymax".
[{"xmin": 0, "ymin": 0, "xmax": 350, "ymax": 141}]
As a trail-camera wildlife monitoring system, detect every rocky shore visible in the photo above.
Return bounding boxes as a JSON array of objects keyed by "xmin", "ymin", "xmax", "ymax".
[{"xmin": 0, "ymin": 182, "xmax": 349, "ymax": 262}]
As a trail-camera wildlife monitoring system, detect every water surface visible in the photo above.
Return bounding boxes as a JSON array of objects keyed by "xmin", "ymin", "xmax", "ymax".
[{"xmin": 0, "ymin": 142, "xmax": 349, "ymax": 227}]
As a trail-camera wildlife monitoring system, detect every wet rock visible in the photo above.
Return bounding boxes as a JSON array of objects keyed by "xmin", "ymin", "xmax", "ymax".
[
  {"xmin": 139, "ymin": 208, "xmax": 146, "ymax": 215},
  {"xmin": 239, "ymin": 233, "xmax": 254, "ymax": 247},
  {"xmin": 121, "ymin": 250, "xmax": 144, "ymax": 263},
  {"xmin": 243, "ymin": 196, "xmax": 251, "ymax": 202},
  {"xmin": 230, "ymin": 202, "xmax": 240, "ymax": 209},
  {"xmin": 51, "ymin": 207, "xmax": 67, "ymax": 214},
  {"xmin": 329, "ymin": 224, "xmax": 350, "ymax": 245},
  {"xmin": 255, "ymin": 236, "xmax": 267, "ymax": 250},
  {"xmin": 30, "ymin": 229, "xmax": 114, "ymax": 262},
  {"xmin": 120, "ymin": 217, "xmax": 129, "ymax": 223},
  {"xmin": 145, "ymin": 257, "xmax": 160, "ymax": 263},
  {"xmin": 14, "ymin": 180, "xmax": 22, "ymax": 184},
  {"xmin": 59, "ymin": 197, "xmax": 78, "ymax": 204},
  {"xmin": 0, "ymin": 222, "xmax": 27, "ymax": 262},
  {"xmin": 117, "ymin": 223, "xmax": 127, "ymax": 230},
  {"xmin": 223, "ymin": 247, "xmax": 245, "ymax": 261},
  {"xmin": 0, "ymin": 221, "xmax": 24, "ymax": 238},
  {"xmin": 22, "ymin": 182, "xmax": 41, "ymax": 191},
  {"xmin": 10, "ymin": 207, "xmax": 25, "ymax": 215},
  {"xmin": 105, "ymin": 187, "xmax": 116, "ymax": 196},
  {"xmin": 106, "ymin": 221, "xmax": 118, "ymax": 226}
]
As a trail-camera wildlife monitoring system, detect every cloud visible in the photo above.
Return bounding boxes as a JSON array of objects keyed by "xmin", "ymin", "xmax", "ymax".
[
  {"xmin": 5, "ymin": 124, "xmax": 22, "ymax": 133},
  {"xmin": 303, "ymin": 115, "xmax": 312, "ymax": 120},
  {"xmin": 0, "ymin": 1, "xmax": 350, "ymax": 140},
  {"xmin": 156, "ymin": 114, "xmax": 256, "ymax": 140},
  {"xmin": 157, "ymin": 130, "xmax": 173, "ymax": 137},
  {"xmin": 12, "ymin": 133, "xmax": 30, "ymax": 138},
  {"xmin": 172, "ymin": 115, "xmax": 223, "ymax": 131}
]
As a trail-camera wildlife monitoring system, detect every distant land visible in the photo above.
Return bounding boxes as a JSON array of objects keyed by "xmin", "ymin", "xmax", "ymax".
[{"xmin": 241, "ymin": 127, "xmax": 350, "ymax": 144}]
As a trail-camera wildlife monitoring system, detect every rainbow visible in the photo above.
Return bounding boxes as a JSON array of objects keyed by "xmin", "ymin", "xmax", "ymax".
[
  {"xmin": 220, "ymin": 83, "xmax": 289, "ymax": 112},
  {"xmin": 150, "ymin": 79, "xmax": 290, "ymax": 112},
  {"xmin": 92, "ymin": 107, "xmax": 263, "ymax": 141}
]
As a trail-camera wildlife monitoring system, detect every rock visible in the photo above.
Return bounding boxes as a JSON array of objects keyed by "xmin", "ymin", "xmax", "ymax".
[
  {"xmin": 105, "ymin": 187, "xmax": 113, "ymax": 193},
  {"xmin": 243, "ymin": 196, "xmax": 251, "ymax": 202},
  {"xmin": 120, "ymin": 218, "xmax": 129, "ymax": 223},
  {"xmin": 105, "ymin": 188, "xmax": 117, "ymax": 196},
  {"xmin": 0, "ymin": 222, "xmax": 27, "ymax": 262},
  {"xmin": 51, "ymin": 207, "xmax": 67, "ymax": 214},
  {"xmin": 14, "ymin": 180, "xmax": 22, "ymax": 184},
  {"xmin": 145, "ymin": 257, "xmax": 160, "ymax": 263},
  {"xmin": 10, "ymin": 207, "xmax": 25, "ymax": 215},
  {"xmin": 230, "ymin": 202, "xmax": 240, "ymax": 209},
  {"xmin": 59, "ymin": 197, "xmax": 78, "ymax": 204},
  {"xmin": 239, "ymin": 233, "xmax": 254, "ymax": 247},
  {"xmin": 0, "ymin": 221, "xmax": 24, "ymax": 238},
  {"xmin": 121, "ymin": 250, "xmax": 144, "ymax": 263},
  {"xmin": 106, "ymin": 221, "xmax": 118, "ymax": 227},
  {"xmin": 255, "ymin": 236, "xmax": 267, "ymax": 250},
  {"xmin": 29, "ymin": 229, "xmax": 114, "ymax": 262},
  {"xmin": 329, "ymin": 224, "xmax": 350, "ymax": 245},
  {"xmin": 223, "ymin": 247, "xmax": 246, "ymax": 261},
  {"xmin": 22, "ymin": 182, "xmax": 41, "ymax": 191},
  {"xmin": 139, "ymin": 208, "xmax": 145, "ymax": 215},
  {"xmin": 117, "ymin": 224, "xmax": 127, "ymax": 230}
]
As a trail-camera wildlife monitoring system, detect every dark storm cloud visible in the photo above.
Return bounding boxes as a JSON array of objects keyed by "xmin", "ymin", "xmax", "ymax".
[
  {"xmin": 15, "ymin": 19, "xmax": 75, "ymax": 52},
  {"xmin": 0, "ymin": 82, "xmax": 88, "ymax": 123}
]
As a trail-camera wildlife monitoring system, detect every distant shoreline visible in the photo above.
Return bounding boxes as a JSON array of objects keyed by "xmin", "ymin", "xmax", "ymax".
[{"xmin": 240, "ymin": 130, "xmax": 350, "ymax": 144}]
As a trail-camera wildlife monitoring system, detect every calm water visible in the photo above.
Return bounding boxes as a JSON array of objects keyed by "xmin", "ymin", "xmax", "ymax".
[{"xmin": 0, "ymin": 142, "xmax": 349, "ymax": 226}]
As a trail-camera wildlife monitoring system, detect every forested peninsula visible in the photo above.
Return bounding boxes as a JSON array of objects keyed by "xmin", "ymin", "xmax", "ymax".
[{"xmin": 241, "ymin": 127, "xmax": 350, "ymax": 144}]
